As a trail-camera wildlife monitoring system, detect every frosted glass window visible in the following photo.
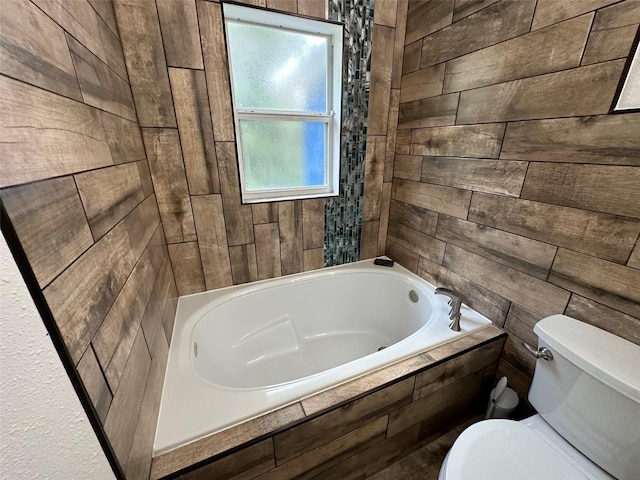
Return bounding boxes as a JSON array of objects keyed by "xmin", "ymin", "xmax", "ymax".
[{"xmin": 223, "ymin": 3, "xmax": 343, "ymax": 203}]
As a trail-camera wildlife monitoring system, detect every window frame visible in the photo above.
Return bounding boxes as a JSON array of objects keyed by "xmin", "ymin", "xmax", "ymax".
[{"xmin": 223, "ymin": 2, "xmax": 344, "ymax": 203}]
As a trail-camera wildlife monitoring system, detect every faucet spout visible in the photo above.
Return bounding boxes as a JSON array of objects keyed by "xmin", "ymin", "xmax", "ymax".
[{"xmin": 434, "ymin": 287, "xmax": 462, "ymax": 332}]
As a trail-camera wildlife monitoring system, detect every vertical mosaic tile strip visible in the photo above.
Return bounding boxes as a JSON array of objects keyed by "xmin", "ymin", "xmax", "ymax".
[{"xmin": 324, "ymin": 0, "xmax": 373, "ymax": 266}]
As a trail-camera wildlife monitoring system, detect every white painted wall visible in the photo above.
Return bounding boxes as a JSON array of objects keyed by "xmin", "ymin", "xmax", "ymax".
[{"xmin": 0, "ymin": 233, "xmax": 115, "ymax": 480}]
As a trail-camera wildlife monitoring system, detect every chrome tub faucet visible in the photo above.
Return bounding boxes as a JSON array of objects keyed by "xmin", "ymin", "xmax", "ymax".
[{"xmin": 435, "ymin": 287, "xmax": 462, "ymax": 332}]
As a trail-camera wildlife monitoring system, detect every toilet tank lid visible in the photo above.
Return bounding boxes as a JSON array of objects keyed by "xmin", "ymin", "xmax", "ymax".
[{"xmin": 534, "ymin": 315, "xmax": 640, "ymax": 402}]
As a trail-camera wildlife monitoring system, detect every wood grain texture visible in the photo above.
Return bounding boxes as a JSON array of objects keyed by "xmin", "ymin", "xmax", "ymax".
[
  {"xmin": 374, "ymin": 0, "xmax": 398, "ymax": 27},
  {"xmin": 386, "ymin": 241, "xmax": 419, "ymax": 273},
  {"xmin": 252, "ymin": 203, "xmax": 279, "ymax": 224},
  {"xmin": 175, "ymin": 439, "xmax": 274, "ymax": 480},
  {"xmin": 363, "ymin": 136, "xmax": 387, "ymax": 221},
  {"xmin": 443, "ymin": 14, "xmax": 592, "ymax": 93},
  {"xmin": 67, "ymin": 34, "xmax": 136, "ymax": 121},
  {"xmin": 44, "ymin": 222, "xmax": 135, "ymax": 364},
  {"xmin": 304, "ymin": 248, "xmax": 324, "ymax": 272},
  {"xmin": 417, "ymin": 255, "xmax": 510, "ymax": 325},
  {"xmin": 468, "ymin": 193, "xmax": 640, "ymax": 264},
  {"xmin": 113, "ymin": 0, "xmax": 176, "ymax": 127},
  {"xmin": 549, "ymin": 248, "xmax": 640, "ymax": 318},
  {"xmin": 216, "ymin": 142, "xmax": 255, "ymax": 245},
  {"xmin": 124, "ymin": 194, "xmax": 161, "ymax": 260},
  {"xmin": 168, "ymin": 242, "xmax": 206, "ymax": 296},
  {"xmin": 435, "ymin": 215, "xmax": 557, "ymax": 280},
  {"xmin": 400, "ymin": 63, "xmax": 445, "ymax": 103},
  {"xmin": 452, "ymin": 0, "xmax": 499, "ymax": 22},
  {"xmin": 279, "ymin": 201, "xmax": 304, "ymax": 275},
  {"xmin": 151, "ymin": 403, "xmax": 305, "ymax": 479},
  {"xmin": 198, "ymin": 0, "xmax": 235, "ymax": 141},
  {"xmin": 88, "ymin": 0, "xmax": 119, "ymax": 38},
  {"xmin": 393, "ymin": 178, "xmax": 471, "ymax": 219},
  {"xmin": 504, "ymin": 303, "xmax": 542, "ymax": 348},
  {"xmin": 402, "ymin": 40, "xmax": 422, "ymax": 75},
  {"xmin": 255, "ymin": 223, "xmax": 282, "ymax": 280},
  {"xmin": 420, "ymin": 0, "xmax": 536, "ymax": 67},
  {"xmin": 32, "ymin": 0, "xmax": 107, "ymax": 64},
  {"xmin": 267, "ymin": 0, "xmax": 297, "ymax": 12},
  {"xmin": 169, "ymin": 68, "xmax": 220, "ymax": 194},
  {"xmin": 457, "ymin": 60, "xmax": 626, "ymax": 124},
  {"xmin": 0, "ymin": 75, "xmax": 112, "ymax": 188},
  {"xmin": 387, "ymin": 222, "xmax": 446, "ymax": 264},
  {"xmin": 629, "ymin": 242, "xmax": 640, "ymax": 269},
  {"xmin": 368, "ymin": 25, "xmax": 395, "ymax": 135},
  {"xmin": 0, "ymin": 0, "xmax": 81, "ymax": 100},
  {"xmin": 104, "ymin": 328, "xmax": 151, "ymax": 467},
  {"xmin": 137, "ymin": 160, "xmax": 154, "ymax": 196},
  {"xmin": 378, "ymin": 183, "xmax": 392, "ymax": 255},
  {"xmin": 501, "ymin": 334, "xmax": 535, "ymax": 376},
  {"xmin": 398, "ymin": 93, "xmax": 459, "ymax": 129},
  {"xmin": 100, "ymin": 111, "xmax": 146, "ymax": 164},
  {"xmin": 141, "ymin": 260, "xmax": 172, "ymax": 351},
  {"xmin": 0, "ymin": 177, "xmax": 93, "ymax": 288},
  {"xmin": 392, "ymin": 0, "xmax": 409, "ymax": 88},
  {"xmin": 389, "ymin": 199, "xmax": 438, "ymax": 236},
  {"xmin": 229, "ymin": 244, "xmax": 258, "ymax": 285},
  {"xmin": 384, "ymin": 90, "xmax": 401, "ymax": 182},
  {"xmin": 393, "ymin": 155, "xmax": 422, "ymax": 181},
  {"xmin": 565, "ymin": 294, "xmax": 640, "ymax": 346},
  {"xmin": 405, "ymin": 0, "xmax": 454, "ymax": 44},
  {"xmin": 76, "ymin": 346, "xmax": 112, "ymax": 422},
  {"xmin": 192, "ymin": 195, "xmax": 233, "ymax": 289},
  {"xmin": 97, "ymin": 17, "xmax": 128, "ymax": 80},
  {"xmin": 75, "ymin": 163, "xmax": 144, "ymax": 240},
  {"xmin": 260, "ymin": 417, "xmax": 387, "ymax": 480},
  {"xmin": 142, "ymin": 129, "xmax": 197, "ymax": 243},
  {"xmin": 156, "ymin": 0, "xmax": 204, "ymax": 69},
  {"xmin": 303, "ymin": 198, "xmax": 325, "ymax": 249},
  {"xmin": 582, "ymin": 23, "xmax": 638, "ymax": 66},
  {"xmin": 410, "ymin": 124, "xmax": 505, "ymax": 158},
  {"xmin": 532, "ymin": 0, "xmax": 619, "ymax": 30},
  {"xmin": 297, "ymin": 0, "xmax": 326, "ymax": 18},
  {"xmin": 443, "ymin": 244, "xmax": 571, "ymax": 317},
  {"xmin": 420, "ymin": 157, "xmax": 527, "ymax": 196},
  {"xmin": 360, "ymin": 221, "xmax": 380, "ymax": 260},
  {"xmin": 500, "ymin": 114, "xmax": 640, "ymax": 166},
  {"xmin": 520, "ymin": 163, "xmax": 640, "ymax": 219},
  {"xmin": 395, "ymin": 129, "xmax": 411, "ymax": 154},
  {"xmin": 274, "ymin": 377, "xmax": 414, "ymax": 465}
]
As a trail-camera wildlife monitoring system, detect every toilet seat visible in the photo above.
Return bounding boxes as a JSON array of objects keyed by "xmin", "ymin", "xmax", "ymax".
[{"xmin": 440, "ymin": 419, "xmax": 597, "ymax": 480}]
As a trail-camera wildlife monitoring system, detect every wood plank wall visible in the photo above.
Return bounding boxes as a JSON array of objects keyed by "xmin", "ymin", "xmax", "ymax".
[
  {"xmin": 386, "ymin": 0, "xmax": 640, "ymax": 398},
  {"xmin": 0, "ymin": 1, "xmax": 178, "ymax": 478}
]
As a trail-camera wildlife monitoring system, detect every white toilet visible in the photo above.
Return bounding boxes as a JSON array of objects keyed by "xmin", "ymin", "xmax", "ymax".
[{"xmin": 439, "ymin": 314, "xmax": 640, "ymax": 480}]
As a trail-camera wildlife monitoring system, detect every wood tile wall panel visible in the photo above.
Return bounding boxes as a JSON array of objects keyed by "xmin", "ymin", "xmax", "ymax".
[
  {"xmin": 384, "ymin": 90, "xmax": 401, "ymax": 182},
  {"xmin": 303, "ymin": 199, "xmax": 325, "ymax": 250},
  {"xmin": 549, "ymin": 249, "xmax": 640, "ymax": 318},
  {"xmin": 76, "ymin": 346, "xmax": 112, "ymax": 423},
  {"xmin": 410, "ymin": 124, "xmax": 505, "ymax": 158},
  {"xmin": 421, "ymin": 157, "xmax": 527, "ymax": 197},
  {"xmin": 395, "ymin": 130, "xmax": 411, "ymax": 154},
  {"xmin": 169, "ymin": 68, "xmax": 220, "ymax": 195},
  {"xmin": 0, "ymin": 177, "xmax": 94, "ymax": 288},
  {"xmin": 304, "ymin": 248, "xmax": 324, "ymax": 272},
  {"xmin": 113, "ymin": 0, "xmax": 176, "ymax": 127},
  {"xmin": 168, "ymin": 242, "xmax": 206, "ymax": 296},
  {"xmin": 43, "ymin": 222, "xmax": 136, "ymax": 364},
  {"xmin": 629, "ymin": 243, "xmax": 640, "ymax": 269},
  {"xmin": 103, "ymin": 328, "xmax": 151, "ymax": 467},
  {"xmin": 141, "ymin": 260, "xmax": 172, "ymax": 349},
  {"xmin": 374, "ymin": 0, "xmax": 398, "ymax": 27},
  {"xmin": 582, "ymin": 24, "xmax": 639, "ymax": 66},
  {"xmin": 420, "ymin": 0, "xmax": 536, "ymax": 67},
  {"xmin": 504, "ymin": 304, "xmax": 542, "ymax": 348},
  {"xmin": 216, "ymin": 142, "xmax": 255, "ymax": 246},
  {"xmin": 360, "ymin": 221, "xmax": 381, "ymax": 260},
  {"xmin": 389, "ymin": 199, "xmax": 438, "ymax": 236},
  {"xmin": 391, "ymin": 0, "xmax": 409, "ymax": 88},
  {"xmin": 387, "ymin": 223, "xmax": 445, "ymax": 264},
  {"xmin": 435, "ymin": 216, "xmax": 557, "ymax": 280},
  {"xmin": 255, "ymin": 223, "xmax": 282, "ymax": 280},
  {"xmin": 143, "ymin": 128, "xmax": 197, "ymax": 243},
  {"xmin": 501, "ymin": 335, "xmax": 535, "ymax": 376},
  {"xmin": 97, "ymin": 19, "xmax": 128, "ymax": 80},
  {"xmin": 229, "ymin": 244, "xmax": 258, "ymax": 285},
  {"xmin": 400, "ymin": 63, "xmax": 445, "ymax": 103},
  {"xmin": 191, "ymin": 195, "xmax": 233, "ymax": 289},
  {"xmin": 402, "ymin": 41, "xmax": 422, "ymax": 75},
  {"xmin": 386, "ymin": 241, "xmax": 419, "ymax": 273},
  {"xmin": 156, "ymin": 0, "xmax": 204, "ymax": 69},
  {"xmin": 0, "ymin": 0, "xmax": 81, "ymax": 100},
  {"xmin": 468, "ymin": 193, "xmax": 640, "ymax": 264},
  {"xmin": 197, "ymin": 0, "xmax": 235, "ymax": 141},
  {"xmin": 500, "ymin": 114, "xmax": 640, "ymax": 166},
  {"xmin": 0, "ymin": 75, "xmax": 112, "ymax": 188},
  {"xmin": 267, "ymin": 0, "xmax": 297, "ymax": 13},
  {"xmin": 75, "ymin": 163, "xmax": 144, "ymax": 240},
  {"xmin": 521, "ymin": 163, "xmax": 640, "ymax": 219},
  {"xmin": 363, "ymin": 136, "xmax": 387, "ymax": 221},
  {"xmin": 532, "ymin": 0, "xmax": 620, "ymax": 30},
  {"xmin": 565, "ymin": 295, "xmax": 640, "ymax": 346},
  {"xmin": 66, "ymin": 34, "xmax": 136, "ymax": 121},
  {"xmin": 393, "ymin": 179, "xmax": 471, "ymax": 219},
  {"xmin": 443, "ymin": 244, "xmax": 571, "ymax": 317},
  {"xmin": 452, "ymin": 0, "xmax": 499, "ymax": 22},
  {"xmin": 100, "ymin": 111, "xmax": 146, "ymax": 164},
  {"xmin": 457, "ymin": 60, "xmax": 626, "ymax": 124},
  {"xmin": 368, "ymin": 25, "xmax": 395, "ymax": 135},
  {"xmin": 137, "ymin": 160, "xmax": 155, "ymax": 197},
  {"xmin": 398, "ymin": 93, "xmax": 459, "ymax": 129},
  {"xmin": 253, "ymin": 203, "xmax": 279, "ymax": 225},
  {"xmin": 393, "ymin": 155, "xmax": 423, "ymax": 181},
  {"xmin": 378, "ymin": 183, "xmax": 393, "ymax": 255},
  {"xmin": 443, "ymin": 14, "xmax": 592, "ymax": 93},
  {"xmin": 88, "ymin": 0, "xmax": 119, "ymax": 38},
  {"xmin": 405, "ymin": 0, "xmax": 454, "ymax": 45},
  {"xmin": 279, "ymin": 201, "xmax": 304, "ymax": 275},
  {"xmin": 124, "ymin": 194, "xmax": 161, "ymax": 260}
]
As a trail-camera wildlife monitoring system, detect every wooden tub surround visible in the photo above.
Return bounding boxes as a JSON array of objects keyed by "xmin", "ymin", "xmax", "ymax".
[{"xmin": 151, "ymin": 325, "xmax": 505, "ymax": 480}]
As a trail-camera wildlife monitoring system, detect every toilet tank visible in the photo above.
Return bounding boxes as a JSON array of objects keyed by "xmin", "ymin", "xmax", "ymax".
[{"xmin": 529, "ymin": 315, "xmax": 640, "ymax": 480}]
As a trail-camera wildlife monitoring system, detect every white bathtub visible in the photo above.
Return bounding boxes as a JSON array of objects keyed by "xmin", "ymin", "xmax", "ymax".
[{"xmin": 154, "ymin": 259, "xmax": 492, "ymax": 455}]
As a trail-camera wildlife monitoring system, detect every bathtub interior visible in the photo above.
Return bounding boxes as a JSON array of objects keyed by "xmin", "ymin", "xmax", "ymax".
[{"xmin": 192, "ymin": 272, "xmax": 432, "ymax": 389}]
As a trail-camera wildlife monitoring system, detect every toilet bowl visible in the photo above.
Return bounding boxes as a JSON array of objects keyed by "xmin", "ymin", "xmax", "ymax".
[{"xmin": 438, "ymin": 315, "xmax": 640, "ymax": 480}]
